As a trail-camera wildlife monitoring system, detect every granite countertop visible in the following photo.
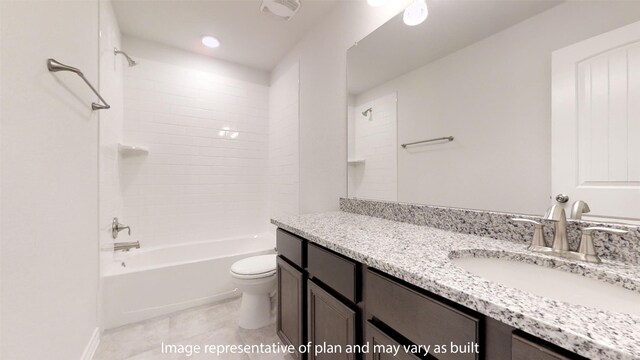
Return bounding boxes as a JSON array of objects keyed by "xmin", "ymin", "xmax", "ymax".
[{"xmin": 272, "ymin": 211, "xmax": 640, "ymax": 360}]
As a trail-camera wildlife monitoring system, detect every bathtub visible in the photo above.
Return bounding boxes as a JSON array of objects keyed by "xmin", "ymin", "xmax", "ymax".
[{"xmin": 102, "ymin": 233, "xmax": 275, "ymax": 329}]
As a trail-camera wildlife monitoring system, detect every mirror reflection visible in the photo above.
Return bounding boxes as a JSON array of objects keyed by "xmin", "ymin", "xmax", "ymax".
[{"xmin": 347, "ymin": 0, "xmax": 640, "ymax": 223}]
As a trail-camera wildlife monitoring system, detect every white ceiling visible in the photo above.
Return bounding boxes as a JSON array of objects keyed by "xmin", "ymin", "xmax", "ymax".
[
  {"xmin": 348, "ymin": 0, "xmax": 563, "ymax": 94},
  {"xmin": 112, "ymin": 0, "xmax": 340, "ymax": 71}
]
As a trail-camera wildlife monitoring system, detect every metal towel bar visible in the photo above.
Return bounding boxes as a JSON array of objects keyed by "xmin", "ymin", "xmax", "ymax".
[
  {"xmin": 401, "ymin": 136, "xmax": 454, "ymax": 148},
  {"xmin": 47, "ymin": 58, "xmax": 110, "ymax": 110}
]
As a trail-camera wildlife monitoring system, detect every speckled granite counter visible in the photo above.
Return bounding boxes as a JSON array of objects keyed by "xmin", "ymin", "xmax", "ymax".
[{"xmin": 272, "ymin": 211, "xmax": 640, "ymax": 360}]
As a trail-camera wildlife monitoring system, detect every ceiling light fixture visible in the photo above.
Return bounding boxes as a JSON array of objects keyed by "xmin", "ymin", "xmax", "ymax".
[
  {"xmin": 201, "ymin": 36, "xmax": 220, "ymax": 49},
  {"xmin": 367, "ymin": 0, "xmax": 388, "ymax": 7},
  {"xmin": 260, "ymin": 0, "xmax": 301, "ymax": 21},
  {"xmin": 403, "ymin": 0, "xmax": 428, "ymax": 26}
]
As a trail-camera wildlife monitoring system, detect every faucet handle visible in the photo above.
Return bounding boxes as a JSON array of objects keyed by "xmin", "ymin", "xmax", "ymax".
[
  {"xmin": 112, "ymin": 217, "xmax": 131, "ymax": 239},
  {"xmin": 512, "ymin": 218, "xmax": 548, "ymax": 251},
  {"xmin": 581, "ymin": 226, "xmax": 628, "ymax": 236},
  {"xmin": 511, "ymin": 218, "xmax": 541, "ymax": 226},
  {"xmin": 576, "ymin": 227, "xmax": 628, "ymax": 263}
]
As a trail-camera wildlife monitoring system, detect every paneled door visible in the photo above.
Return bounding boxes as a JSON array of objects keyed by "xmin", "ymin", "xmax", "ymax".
[
  {"xmin": 552, "ymin": 21, "xmax": 640, "ymax": 222},
  {"xmin": 307, "ymin": 280, "xmax": 356, "ymax": 360},
  {"xmin": 277, "ymin": 256, "xmax": 305, "ymax": 360}
]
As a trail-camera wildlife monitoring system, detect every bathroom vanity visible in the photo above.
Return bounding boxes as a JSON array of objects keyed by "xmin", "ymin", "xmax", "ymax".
[{"xmin": 274, "ymin": 210, "xmax": 640, "ymax": 360}]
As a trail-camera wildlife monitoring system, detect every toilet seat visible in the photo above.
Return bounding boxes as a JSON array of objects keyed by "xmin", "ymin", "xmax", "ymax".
[{"xmin": 230, "ymin": 254, "xmax": 277, "ymax": 279}]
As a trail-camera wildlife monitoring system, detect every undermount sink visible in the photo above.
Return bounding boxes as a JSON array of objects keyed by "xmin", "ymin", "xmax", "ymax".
[{"xmin": 452, "ymin": 256, "xmax": 640, "ymax": 317}]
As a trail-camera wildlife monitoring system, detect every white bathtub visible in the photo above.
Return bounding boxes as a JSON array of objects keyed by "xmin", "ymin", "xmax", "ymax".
[{"xmin": 102, "ymin": 233, "xmax": 275, "ymax": 329}]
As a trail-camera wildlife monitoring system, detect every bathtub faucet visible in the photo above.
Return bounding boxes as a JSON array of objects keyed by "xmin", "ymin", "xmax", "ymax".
[
  {"xmin": 114, "ymin": 241, "xmax": 140, "ymax": 252},
  {"xmin": 112, "ymin": 217, "xmax": 131, "ymax": 239}
]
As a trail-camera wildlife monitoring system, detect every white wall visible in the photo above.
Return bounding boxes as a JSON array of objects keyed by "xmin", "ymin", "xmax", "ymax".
[
  {"xmin": 354, "ymin": 1, "xmax": 640, "ymax": 215},
  {"xmin": 98, "ymin": 0, "xmax": 123, "ymax": 326},
  {"xmin": 121, "ymin": 37, "xmax": 270, "ymax": 248},
  {"xmin": 269, "ymin": 62, "xmax": 300, "ymax": 222},
  {"xmin": 348, "ymin": 92, "xmax": 397, "ymax": 201},
  {"xmin": 0, "ymin": 1, "xmax": 100, "ymax": 358},
  {"xmin": 271, "ymin": 0, "xmax": 412, "ymax": 214}
]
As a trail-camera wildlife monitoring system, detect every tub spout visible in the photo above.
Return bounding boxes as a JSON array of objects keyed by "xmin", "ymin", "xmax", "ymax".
[{"xmin": 114, "ymin": 241, "xmax": 140, "ymax": 252}]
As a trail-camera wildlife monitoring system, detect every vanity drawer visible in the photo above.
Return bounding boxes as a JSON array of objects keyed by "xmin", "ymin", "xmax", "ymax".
[
  {"xmin": 277, "ymin": 229, "xmax": 305, "ymax": 268},
  {"xmin": 307, "ymin": 243, "xmax": 358, "ymax": 302},
  {"xmin": 512, "ymin": 334, "xmax": 574, "ymax": 360},
  {"xmin": 366, "ymin": 269, "xmax": 479, "ymax": 360},
  {"xmin": 366, "ymin": 321, "xmax": 421, "ymax": 360}
]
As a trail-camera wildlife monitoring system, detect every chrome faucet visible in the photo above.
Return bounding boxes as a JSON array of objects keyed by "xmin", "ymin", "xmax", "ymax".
[
  {"xmin": 570, "ymin": 200, "xmax": 590, "ymax": 220},
  {"xmin": 114, "ymin": 241, "xmax": 140, "ymax": 252},
  {"xmin": 514, "ymin": 203, "xmax": 629, "ymax": 264},
  {"xmin": 112, "ymin": 217, "xmax": 131, "ymax": 239},
  {"xmin": 543, "ymin": 204, "xmax": 569, "ymax": 253}
]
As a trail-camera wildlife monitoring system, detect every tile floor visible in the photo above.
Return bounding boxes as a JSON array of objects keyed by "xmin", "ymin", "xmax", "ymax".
[{"xmin": 94, "ymin": 298, "xmax": 291, "ymax": 360}]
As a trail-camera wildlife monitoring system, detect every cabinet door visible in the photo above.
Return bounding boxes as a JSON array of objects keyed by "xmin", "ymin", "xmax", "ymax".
[
  {"xmin": 366, "ymin": 322, "xmax": 420, "ymax": 360},
  {"xmin": 308, "ymin": 280, "xmax": 356, "ymax": 360},
  {"xmin": 277, "ymin": 256, "xmax": 305, "ymax": 360}
]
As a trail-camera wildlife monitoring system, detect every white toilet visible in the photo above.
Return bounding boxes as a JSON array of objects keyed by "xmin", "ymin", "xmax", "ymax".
[{"xmin": 230, "ymin": 254, "xmax": 277, "ymax": 329}]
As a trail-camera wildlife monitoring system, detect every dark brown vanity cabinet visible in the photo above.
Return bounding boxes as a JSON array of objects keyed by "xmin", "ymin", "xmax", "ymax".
[
  {"xmin": 366, "ymin": 269, "xmax": 480, "ymax": 360},
  {"xmin": 511, "ymin": 334, "xmax": 576, "ymax": 360},
  {"xmin": 277, "ymin": 256, "xmax": 305, "ymax": 359},
  {"xmin": 276, "ymin": 229, "xmax": 307, "ymax": 360},
  {"xmin": 308, "ymin": 280, "xmax": 357, "ymax": 360},
  {"xmin": 366, "ymin": 322, "xmax": 420, "ymax": 360},
  {"xmin": 276, "ymin": 228, "xmax": 588, "ymax": 360},
  {"xmin": 307, "ymin": 243, "xmax": 360, "ymax": 360},
  {"xmin": 307, "ymin": 243, "xmax": 358, "ymax": 302},
  {"xmin": 277, "ymin": 230, "xmax": 360, "ymax": 360}
]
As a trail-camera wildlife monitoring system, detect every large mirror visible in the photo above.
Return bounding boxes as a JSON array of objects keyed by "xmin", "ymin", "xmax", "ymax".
[{"xmin": 347, "ymin": 0, "xmax": 640, "ymax": 223}]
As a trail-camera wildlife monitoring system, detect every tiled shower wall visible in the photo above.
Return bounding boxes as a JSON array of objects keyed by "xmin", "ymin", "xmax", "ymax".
[
  {"xmin": 98, "ymin": 0, "xmax": 124, "ymax": 329},
  {"xmin": 121, "ymin": 38, "xmax": 270, "ymax": 248},
  {"xmin": 268, "ymin": 62, "xmax": 300, "ymax": 221},
  {"xmin": 348, "ymin": 92, "xmax": 397, "ymax": 201}
]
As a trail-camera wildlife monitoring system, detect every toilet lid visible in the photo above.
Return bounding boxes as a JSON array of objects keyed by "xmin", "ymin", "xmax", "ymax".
[{"xmin": 231, "ymin": 254, "xmax": 277, "ymax": 278}]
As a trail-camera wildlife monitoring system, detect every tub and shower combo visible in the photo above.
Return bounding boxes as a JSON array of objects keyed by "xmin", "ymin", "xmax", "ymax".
[{"xmin": 103, "ymin": 233, "xmax": 275, "ymax": 329}]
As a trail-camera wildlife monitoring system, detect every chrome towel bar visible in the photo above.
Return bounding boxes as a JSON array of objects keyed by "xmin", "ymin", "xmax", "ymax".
[
  {"xmin": 47, "ymin": 58, "xmax": 110, "ymax": 110},
  {"xmin": 401, "ymin": 136, "xmax": 454, "ymax": 148}
]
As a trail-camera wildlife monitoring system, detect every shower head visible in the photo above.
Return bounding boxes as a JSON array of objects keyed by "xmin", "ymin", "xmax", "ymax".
[
  {"xmin": 114, "ymin": 48, "xmax": 137, "ymax": 67},
  {"xmin": 362, "ymin": 108, "xmax": 373, "ymax": 117}
]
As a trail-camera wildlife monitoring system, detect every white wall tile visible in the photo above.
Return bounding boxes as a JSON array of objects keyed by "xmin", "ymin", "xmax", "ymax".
[
  {"xmin": 98, "ymin": 0, "xmax": 125, "ymax": 327},
  {"xmin": 348, "ymin": 93, "xmax": 397, "ymax": 201},
  {"xmin": 121, "ymin": 37, "xmax": 270, "ymax": 248},
  {"xmin": 269, "ymin": 62, "xmax": 300, "ymax": 222}
]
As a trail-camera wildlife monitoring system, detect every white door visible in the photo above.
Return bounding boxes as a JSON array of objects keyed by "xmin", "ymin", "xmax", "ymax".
[{"xmin": 552, "ymin": 21, "xmax": 640, "ymax": 223}]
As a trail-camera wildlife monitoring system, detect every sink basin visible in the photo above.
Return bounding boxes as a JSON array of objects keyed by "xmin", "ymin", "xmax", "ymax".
[{"xmin": 452, "ymin": 256, "xmax": 640, "ymax": 316}]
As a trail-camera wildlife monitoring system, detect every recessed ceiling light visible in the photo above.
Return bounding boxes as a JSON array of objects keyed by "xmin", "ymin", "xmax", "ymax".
[
  {"xmin": 403, "ymin": 0, "xmax": 428, "ymax": 26},
  {"xmin": 367, "ymin": 0, "xmax": 387, "ymax": 7},
  {"xmin": 201, "ymin": 36, "xmax": 220, "ymax": 49}
]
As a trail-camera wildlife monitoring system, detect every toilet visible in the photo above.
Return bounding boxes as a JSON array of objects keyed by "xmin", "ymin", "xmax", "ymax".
[{"xmin": 230, "ymin": 254, "xmax": 277, "ymax": 329}]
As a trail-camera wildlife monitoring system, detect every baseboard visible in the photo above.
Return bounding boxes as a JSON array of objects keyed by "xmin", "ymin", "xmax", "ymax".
[{"xmin": 80, "ymin": 327, "xmax": 101, "ymax": 360}]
